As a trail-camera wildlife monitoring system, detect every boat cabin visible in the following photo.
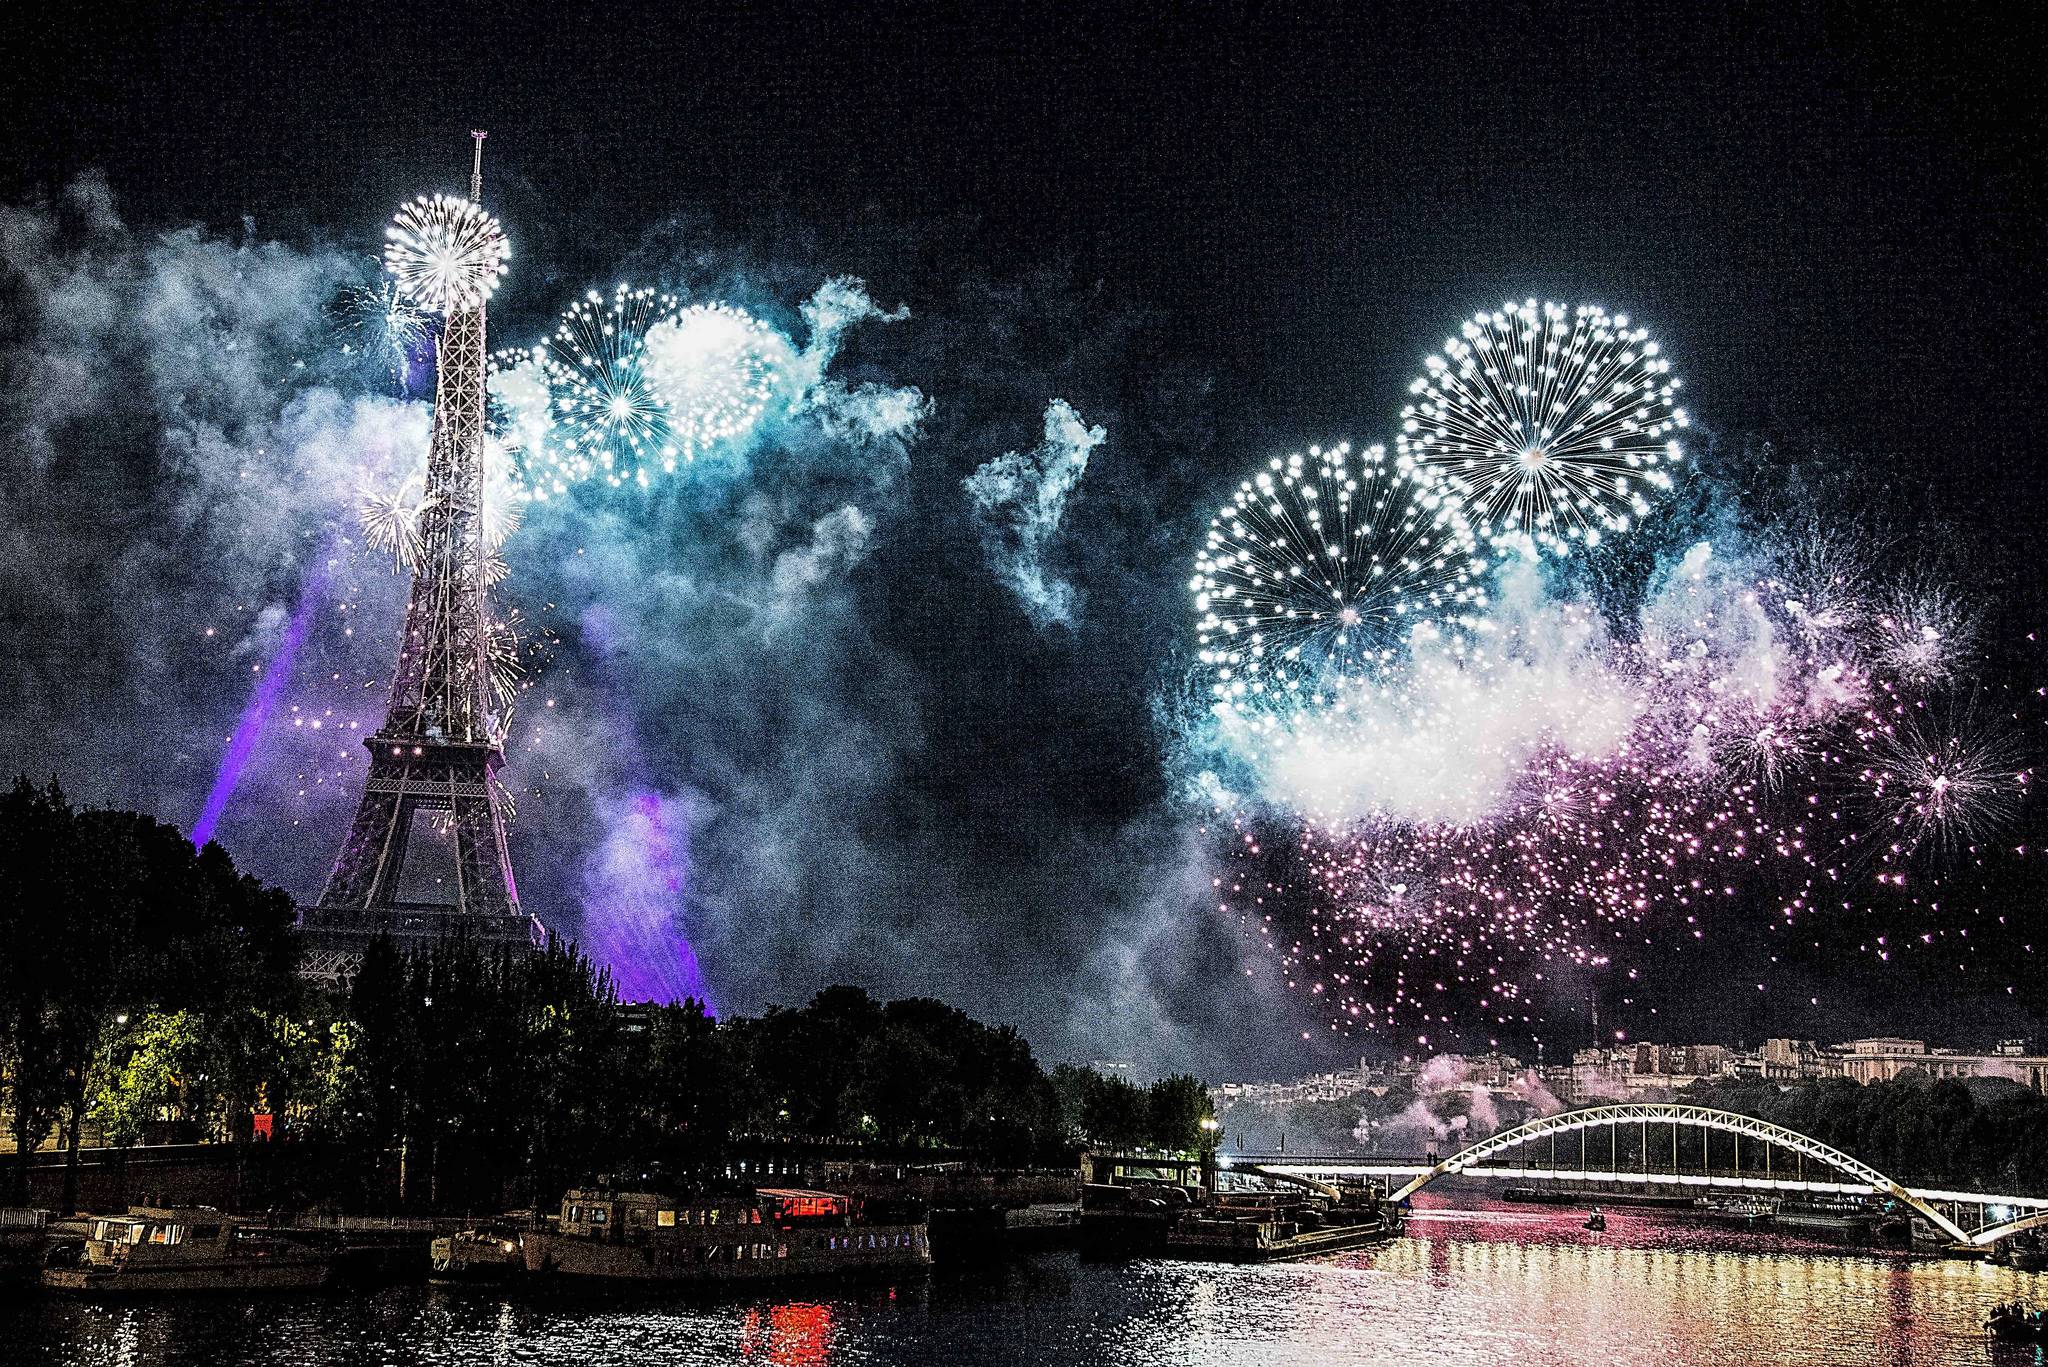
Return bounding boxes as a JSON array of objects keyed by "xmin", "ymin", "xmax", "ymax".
[
  {"xmin": 561, "ymin": 1191, "xmax": 770, "ymax": 1240},
  {"xmin": 85, "ymin": 1209, "xmax": 236, "ymax": 1261},
  {"xmin": 557, "ymin": 1187, "xmax": 867, "ymax": 1242}
]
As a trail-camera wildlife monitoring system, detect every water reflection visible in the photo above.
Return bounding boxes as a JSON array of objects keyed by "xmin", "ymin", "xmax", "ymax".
[
  {"xmin": 6, "ymin": 1199, "xmax": 2043, "ymax": 1366},
  {"xmin": 738, "ymin": 1302, "xmax": 835, "ymax": 1366}
]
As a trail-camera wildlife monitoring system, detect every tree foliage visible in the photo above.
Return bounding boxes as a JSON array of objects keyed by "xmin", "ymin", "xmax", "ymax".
[
  {"xmin": 1050, "ymin": 1064, "xmax": 1213, "ymax": 1153},
  {"xmin": 0, "ymin": 788, "xmax": 1213, "ymax": 1211},
  {"xmin": 0, "ymin": 779, "xmax": 298, "ymax": 1206}
]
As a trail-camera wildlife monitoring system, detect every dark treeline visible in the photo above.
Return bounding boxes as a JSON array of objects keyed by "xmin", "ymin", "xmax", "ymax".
[
  {"xmin": 1682, "ymin": 1074, "xmax": 2048, "ymax": 1197},
  {"xmin": 0, "ymin": 779, "xmax": 297, "ymax": 1207},
  {"xmin": 0, "ymin": 781, "xmax": 1212, "ymax": 1212}
]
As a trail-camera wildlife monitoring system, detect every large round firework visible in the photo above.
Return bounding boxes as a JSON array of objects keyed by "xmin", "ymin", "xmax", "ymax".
[
  {"xmin": 383, "ymin": 194, "xmax": 510, "ymax": 314},
  {"xmin": 1399, "ymin": 300, "xmax": 1687, "ymax": 557},
  {"xmin": 536, "ymin": 285, "xmax": 683, "ymax": 488},
  {"xmin": 1192, "ymin": 442, "xmax": 1486, "ymax": 719},
  {"xmin": 640, "ymin": 303, "xmax": 784, "ymax": 460}
]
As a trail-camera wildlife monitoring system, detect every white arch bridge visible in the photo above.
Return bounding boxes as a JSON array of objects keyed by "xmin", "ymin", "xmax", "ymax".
[{"xmin": 1232, "ymin": 1103, "xmax": 2048, "ymax": 1249}]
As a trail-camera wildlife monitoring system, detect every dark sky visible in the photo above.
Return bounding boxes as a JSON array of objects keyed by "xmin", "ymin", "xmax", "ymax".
[
  {"xmin": 11, "ymin": 3, "xmax": 2040, "ymax": 460},
  {"xmin": 3, "ymin": 1, "xmax": 2045, "ymax": 1078}
]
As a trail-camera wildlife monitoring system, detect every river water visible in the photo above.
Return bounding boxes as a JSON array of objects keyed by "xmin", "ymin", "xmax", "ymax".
[{"xmin": 6, "ymin": 1198, "xmax": 2041, "ymax": 1366}]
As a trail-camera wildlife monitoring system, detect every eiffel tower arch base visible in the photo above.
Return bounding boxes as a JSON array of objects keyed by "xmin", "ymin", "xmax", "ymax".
[{"xmin": 298, "ymin": 737, "xmax": 548, "ymax": 984}]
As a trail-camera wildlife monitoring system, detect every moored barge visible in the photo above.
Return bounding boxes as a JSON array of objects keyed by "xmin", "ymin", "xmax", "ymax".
[
  {"xmin": 40, "ymin": 1208, "xmax": 333, "ymax": 1294},
  {"xmin": 1081, "ymin": 1160, "xmax": 1396, "ymax": 1263},
  {"xmin": 1162, "ymin": 1190, "xmax": 1394, "ymax": 1262},
  {"xmin": 523, "ymin": 1187, "xmax": 929, "ymax": 1285}
]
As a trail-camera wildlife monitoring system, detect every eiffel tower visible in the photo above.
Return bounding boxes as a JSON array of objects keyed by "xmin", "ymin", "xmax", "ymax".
[{"xmin": 300, "ymin": 133, "xmax": 546, "ymax": 981}]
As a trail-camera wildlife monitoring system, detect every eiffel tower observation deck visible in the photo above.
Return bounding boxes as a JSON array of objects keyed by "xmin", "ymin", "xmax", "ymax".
[{"xmin": 300, "ymin": 133, "xmax": 546, "ymax": 981}]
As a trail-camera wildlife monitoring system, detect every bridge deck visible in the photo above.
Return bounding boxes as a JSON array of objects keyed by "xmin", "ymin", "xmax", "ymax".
[{"xmin": 1233, "ymin": 1151, "xmax": 2048, "ymax": 1246}]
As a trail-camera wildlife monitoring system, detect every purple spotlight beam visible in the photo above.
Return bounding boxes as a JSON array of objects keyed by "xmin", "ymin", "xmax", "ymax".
[
  {"xmin": 583, "ymin": 788, "xmax": 714, "ymax": 1010},
  {"xmin": 191, "ymin": 549, "xmax": 332, "ymax": 848}
]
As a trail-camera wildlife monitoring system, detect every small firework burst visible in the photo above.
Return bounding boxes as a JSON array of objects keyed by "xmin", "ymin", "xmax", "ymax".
[
  {"xmin": 337, "ymin": 278, "xmax": 432, "ymax": 386},
  {"xmin": 1860, "ymin": 698, "xmax": 2025, "ymax": 854},
  {"xmin": 360, "ymin": 477, "xmax": 434, "ymax": 570}
]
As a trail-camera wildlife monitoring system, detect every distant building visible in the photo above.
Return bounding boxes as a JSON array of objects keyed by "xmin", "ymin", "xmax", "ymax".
[
  {"xmin": 1761, "ymin": 1038, "xmax": 1827, "ymax": 1079},
  {"xmin": 1843, "ymin": 1037, "xmax": 1926, "ymax": 1056},
  {"xmin": 1542, "ymin": 1063, "xmax": 1620, "ymax": 1105},
  {"xmin": 1832, "ymin": 1041, "xmax": 2048, "ymax": 1092},
  {"xmin": 1208, "ymin": 1059, "xmax": 1389, "ymax": 1112},
  {"xmin": 1216, "ymin": 1032, "xmax": 2048, "ymax": 1117}
]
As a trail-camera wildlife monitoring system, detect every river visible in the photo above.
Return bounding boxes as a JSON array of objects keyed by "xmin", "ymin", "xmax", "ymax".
[{"xmin": 5, "ymin": 1198, "xmax": 2039, "ymax": 1366}]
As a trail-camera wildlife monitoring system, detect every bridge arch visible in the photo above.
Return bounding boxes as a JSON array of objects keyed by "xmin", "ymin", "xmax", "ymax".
[
  {"xmin": 1967, "ymin": 1209, "xmax": 2048, "ymax": 1249},
  {"xmin": 1383, "ymin": 1102, "xmax": 1970, "ymax": 1244}
]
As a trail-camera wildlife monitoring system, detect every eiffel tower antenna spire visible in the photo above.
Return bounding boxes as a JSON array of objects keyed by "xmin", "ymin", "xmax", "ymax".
[{"xmin": 470, "ymin": 128, "xmax": 486, "ymax": 201}]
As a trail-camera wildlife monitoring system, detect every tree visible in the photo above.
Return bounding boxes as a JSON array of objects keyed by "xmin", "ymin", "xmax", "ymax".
[
  {"xmin": 1147, "ymin": 1075, "xmax": 1216, "ymax": 1154},
  {"xmin": 0, "ymin": 779, "xmax": 93, "ymax": 1204},
  {"xmin": 1055, "ymin": 1068, "xmax": 1151, "ymax": 1150},
  {"xmin": 88, "ymin": 1009, "xmax": 207, "ymax": 1208},
  {"xmin": 0, "ymin": 781, "xmax": 304, "ymax": 1209},
  {"xmin": 640, "ymin": 997, "xmax": 752, "ymax": 1177}
]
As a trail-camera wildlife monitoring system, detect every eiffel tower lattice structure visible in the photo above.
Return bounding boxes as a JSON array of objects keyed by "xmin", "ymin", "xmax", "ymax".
[{"xmin": 300, "ymin": 133, "xmax": 546, "ymax": 981}]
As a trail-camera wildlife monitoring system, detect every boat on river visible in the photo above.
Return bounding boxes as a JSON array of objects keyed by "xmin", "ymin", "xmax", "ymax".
[
  {"xmin": 1161, "ymin": 1191, "xmax": 1393, "ymax": 1263},
  {"xmin": 1697, "ymin": 1196, "xmax": 1776, "ymax": 1230},
  {"xmin": 522, "ymin": 1188, "xmax": 929, "ymax": 1285},
  {"xmin": 40, "ymin": 1208, "xmax": 333, "ymax": 1294},
  {"xmin": 1082, "ymin": 1174, "xmax": 1394, "ymax": 1262},
  {"xmin": 429, "ymin": 1227, "xmax": 526, "ymax": 1283},
  {"xmin": 1987, "ymin": 1303, "xmax": 2047, "ymax": 1343}
]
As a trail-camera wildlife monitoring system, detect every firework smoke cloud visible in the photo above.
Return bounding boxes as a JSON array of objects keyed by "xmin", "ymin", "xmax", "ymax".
[{"xmin": 964, "ymin": 398, "xmax": 1108, "ymax": 628}]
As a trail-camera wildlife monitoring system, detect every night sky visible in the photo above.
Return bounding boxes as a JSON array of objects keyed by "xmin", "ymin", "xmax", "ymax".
[{"xmin": 2, "ymin": 2, "xmax": 2044, "ymax": 1078}]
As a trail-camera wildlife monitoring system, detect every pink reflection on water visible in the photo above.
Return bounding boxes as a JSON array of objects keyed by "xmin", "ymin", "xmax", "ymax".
[
  {"xmin": 738, "ymin": 1301, "xmax": 836, "ymax": 1367},
  {"xmin": 1346, "ymin": 1194, "xmax": 1986, "ymax": 1366}
]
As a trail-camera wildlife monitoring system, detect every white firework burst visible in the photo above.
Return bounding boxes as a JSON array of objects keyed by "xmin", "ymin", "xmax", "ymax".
[
  {"xmin": 484, "ymin": 609, "xmax": 524, "ymax": 713},
  {"xmin": 640, "ymin": 302, "xmax": 784, "ymax": 464},
  {"xmin": 1713, "ymin": 715, "xmax": 1818, "ymax": 792},
  {"xmin": 337, "ymin": 278, "xmax": 432, "ymax": 385},
  {"xmin": 1192, "ymin": 442, "xmax": 1486, "ymax": 719},
  {"xmin": 1869, "ymin": 584, "xmax": 1977, "ymax": 686},
  {"xmin": 537, "ymin": 284, "xmax": 684, "ymax": 486},
  {"xmin": 480, "ymin": 436, "xmax": 524, "ymax": 550},
  {"xmin": 384, "ymin": 194, "xmax": 509, "ymax": 314},
  {"xmin": 1860, "ymin": 699, "xmax": 2025, "ymax": 853},
  {"xmin": 1399, "ymin": 299, "xmax": 1687, "ymax": 557},
  {"xmin": 1767, "ymin": 521, "xmax": 1877, "ymax": 652},
  {"xmin": 361, "ymin": 477, "xmax": 435, "ymax": 570}
]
